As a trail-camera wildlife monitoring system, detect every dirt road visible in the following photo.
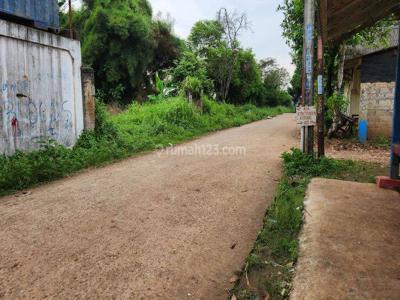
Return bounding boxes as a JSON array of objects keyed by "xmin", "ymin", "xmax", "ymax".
[{"xmin": 0, "ymin": 114, "xmax": 297, "ymax": 300}]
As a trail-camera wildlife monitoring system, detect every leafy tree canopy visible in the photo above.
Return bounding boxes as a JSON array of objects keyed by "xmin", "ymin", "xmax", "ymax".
[
  {"xmin": 61, "ymin": 0, "xmax": 183, "ymax": 103},
  {"xmin": 188, "ymin": 20, "xmax": 224, "ymax": 56}
]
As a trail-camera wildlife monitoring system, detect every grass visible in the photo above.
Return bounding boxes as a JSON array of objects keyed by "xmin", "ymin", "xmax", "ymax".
[
  {"xmin": 0, "ymin": 97, "xmax": 292, "ymax": 195},
  {"xmin": 371, "ymin": 135, "xmax": 391, "ymax": 150},
  {"xmin": 231, "ymin": 149, "xmax": 389, "ymax": 300}
]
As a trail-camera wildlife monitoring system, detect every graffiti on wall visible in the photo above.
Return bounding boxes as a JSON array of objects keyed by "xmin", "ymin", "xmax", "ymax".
[
  {"xmin": 0, "ymin": 20, "xmax": 84, "ymax": 156},
  {"xmin": 0, "ymin": 76, "xmax": 74, "ymax": 154}
]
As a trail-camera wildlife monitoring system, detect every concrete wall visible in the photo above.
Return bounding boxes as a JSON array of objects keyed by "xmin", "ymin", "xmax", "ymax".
[
  {"xmin": 360, "ymin": 82, "xmax": 395, "ymax": 138},
  {"xmin": 0, "ymin": 20, "xmax": 83, "ymax": 155}
]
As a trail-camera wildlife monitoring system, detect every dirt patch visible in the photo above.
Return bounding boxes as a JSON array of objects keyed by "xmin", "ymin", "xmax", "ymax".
[
  {"xmin": 326, "ymin": 138, "xmax": 390, "ymax": 166},
  {"xmin": 0, "ymin": 114, "xmax": 297, "ymax": 299}
]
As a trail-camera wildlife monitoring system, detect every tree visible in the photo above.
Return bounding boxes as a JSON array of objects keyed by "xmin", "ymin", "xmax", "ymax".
[
  {"xmin": 217, "ymin": 8, "xmax": 250, "ymax": 101},
  {"xmin": 258, "ymin": 58, "xmax": 291, "ymax": 107},
  {"xmin": 187, "ymin": 9, "xmax": 251, "ymax": 102},
  {"xmin": 81, "ymin": 0, "xmax": 155, "ymax": 102},
  {"xmin": 188, "ymin": 20, "xmax": 224, "ymax": 57},
  {"xmin": 228, "ymin": 49, "xmax": 263, "ymax": 105},
  {"xmin": 206, "ymin": 44, "xmax": 234, "ymax": 100},
  {"xmin": 60, "ymin": 0, "xmax": 183, "ymax": 103},
  {"xmin": 259, "ymin": 58, "xmax": 289, "ymax": 91},
  {"xmin": 168, "ymin": 51, "xmax": 213, "ymax": 95},
  {"xmin": 182, "ymin": 9, "xmax": 290, "ymax": 107},
  {"xmin": 146, "ymin": 19, "xmax": 186, "ymax": 93}
]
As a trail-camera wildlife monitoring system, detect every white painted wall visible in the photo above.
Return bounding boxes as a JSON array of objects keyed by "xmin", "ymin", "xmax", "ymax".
[{"xmin": 0, "ymin": 20, "xmax": 83, "ymax": 155}]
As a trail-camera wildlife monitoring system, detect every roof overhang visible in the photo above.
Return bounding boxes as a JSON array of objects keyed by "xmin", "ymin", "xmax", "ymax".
[{"xmin": 321, "ymin": 0, "xmax": 400, "ymax": 43}]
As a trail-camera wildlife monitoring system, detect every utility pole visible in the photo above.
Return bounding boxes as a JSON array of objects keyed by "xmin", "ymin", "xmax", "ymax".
[
  {"xmin": 68, "ymin": 0, "xmax": 73, "ymax": 39},
  {"xmin": 301, "ymin": 0, "xmax": 315, "ymax": 154},
  {"xmin": 317, "ymin": 5, "xmax": 325, "ymax": 157}
]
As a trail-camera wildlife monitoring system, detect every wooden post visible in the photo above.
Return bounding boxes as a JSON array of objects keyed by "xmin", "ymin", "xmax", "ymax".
[
  {"xmin": 317, "ymin": 5, "xmax": 325, "ymax": 157},
  {"xmin": 81, "ymin": 67, "xmax": 96, "ymax": 131},
  {"xmin": 300, "ymin": 71, "xmax": 306, "ymax": 150},
  {"xmin": 68, "ymin": 0, "xmax": 73, "ymax": 39},
  {"xmin": 302, "ymin": 0, "xmax": 315, "ymax": 154}
]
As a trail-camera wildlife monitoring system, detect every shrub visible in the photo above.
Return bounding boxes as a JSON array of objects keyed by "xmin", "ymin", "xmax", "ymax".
[
  {"xmin": 182, "ymin": 76, "xmax": 203, "ymax": 100},
  {"xmin": 326, "ymin": 93, "xmax": 349, "ymax": 122}
]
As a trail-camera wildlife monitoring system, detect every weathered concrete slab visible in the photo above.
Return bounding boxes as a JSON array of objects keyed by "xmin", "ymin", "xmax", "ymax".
[{"xmin": 292, "ymin": 178, "xmax": 400, "ymax": 300}]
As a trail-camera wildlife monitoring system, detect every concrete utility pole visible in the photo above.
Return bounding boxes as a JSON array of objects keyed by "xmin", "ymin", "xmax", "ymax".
[
  {"xmin": 301, "ymin": 0, "xmax": 315, "ymax": 154},
  {"xmin": 317, "ymin": 6, "xmax": 325, "ymax": 157}
]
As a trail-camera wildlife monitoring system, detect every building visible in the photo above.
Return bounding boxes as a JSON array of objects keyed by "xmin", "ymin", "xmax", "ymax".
[{"xmin": 344, "ymin": 27, "xmax": 399, "ymax": 138}]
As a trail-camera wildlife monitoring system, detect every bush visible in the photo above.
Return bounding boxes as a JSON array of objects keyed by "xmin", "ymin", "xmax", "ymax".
[
  {"xmin": 282, "ymin": 148, "xmax": 345, "ymax": 178},
  {"xmin": 182, "ymin": 76, "xmax": 203, "ymax": 99},
  {"xmin": 168, "ymin": 51, "xmax": 214, "ymax": 96}
]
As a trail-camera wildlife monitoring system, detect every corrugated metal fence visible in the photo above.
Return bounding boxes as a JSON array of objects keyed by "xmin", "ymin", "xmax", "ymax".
[{"xmin": 0, "ymin": 0, "xmax": 59, "ymax": 30}]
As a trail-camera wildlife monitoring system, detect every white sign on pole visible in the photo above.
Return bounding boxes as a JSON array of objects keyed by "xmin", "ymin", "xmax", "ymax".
[{"xmin": 296, "ymin": 106, "xmax": 317, "ymax": 126}]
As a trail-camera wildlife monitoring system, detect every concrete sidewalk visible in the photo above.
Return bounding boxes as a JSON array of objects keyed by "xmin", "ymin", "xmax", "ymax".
[{"xmin": 291, "ymin": 179, "xmax": 400, "ymax": 300}]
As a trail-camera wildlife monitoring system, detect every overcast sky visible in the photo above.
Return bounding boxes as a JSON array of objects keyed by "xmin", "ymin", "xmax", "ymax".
[{"xmin": 149, "ymin": 0, "xmax": 294, "ymax": 74}]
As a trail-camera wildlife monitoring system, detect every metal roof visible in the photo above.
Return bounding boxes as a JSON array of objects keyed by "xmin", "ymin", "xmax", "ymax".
[{"xmin": 321, "ymin": 0, "xmax": 400, "ymax": 43}]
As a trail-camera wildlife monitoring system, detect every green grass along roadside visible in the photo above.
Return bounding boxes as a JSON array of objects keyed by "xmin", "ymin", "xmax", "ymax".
[
  {"xmin": 231, "ymin": 149, "xmax": 389, "ymax": 300},
  {"xmin": 0, "ymin": 97, "xmax": 292, "ymax": 196}
]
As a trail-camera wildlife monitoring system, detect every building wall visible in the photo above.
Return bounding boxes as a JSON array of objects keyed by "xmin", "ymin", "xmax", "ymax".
[
  {"xmin": 360, "ymin": 82, "xmax": 395, "ymax": 138},
  {"xmin": 0, "ymin": 20, "xmax": 83, "ymax": 155},
  {"xmin": 359, "ymin": 48, "xmax": 397, "ymax": 138}
]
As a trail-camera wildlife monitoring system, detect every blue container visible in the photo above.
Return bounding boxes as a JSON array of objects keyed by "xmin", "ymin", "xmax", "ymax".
[
  {"xmin": 0, "ymin": 0, "xmax": 59, "ymax": 31},
  {"xmin": 359, "ymin": 119, "xmax": 368, "ymax": 144}
]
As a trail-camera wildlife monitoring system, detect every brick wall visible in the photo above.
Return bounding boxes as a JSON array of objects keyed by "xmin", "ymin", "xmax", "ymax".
[{"xmin": 360, "ymin": 82, "xmax": 395, "ymax": 138}]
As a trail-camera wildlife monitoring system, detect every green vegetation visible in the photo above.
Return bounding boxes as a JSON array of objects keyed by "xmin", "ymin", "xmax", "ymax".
[
  {"xmin": 231, "ymin": 149, "xmax": 388, "ymax": 300},
  {"xmin": 186, "ymin": 13, "xmax": 291, "ymax": 107},
  {"xmin": 371, "ymin": 135, "xmax": 391, "ymax": 150},
  {"xmin": 60, "ymin": 2, "xmax": 291, "ymax": 107},
  {"xmin": 0, "ymin": 98, "xmax": 291, "ymax": 195},
  {"xmin": 60, "ymin": 0, "xmax": 184, "ymax": 103},
  {"xmin": 326, "ymin": 93, "xmax": 349, "ymax": 120},
  {"xmin": 325, "ymin": 92, "xmax": 350, "ymax": 131}
]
